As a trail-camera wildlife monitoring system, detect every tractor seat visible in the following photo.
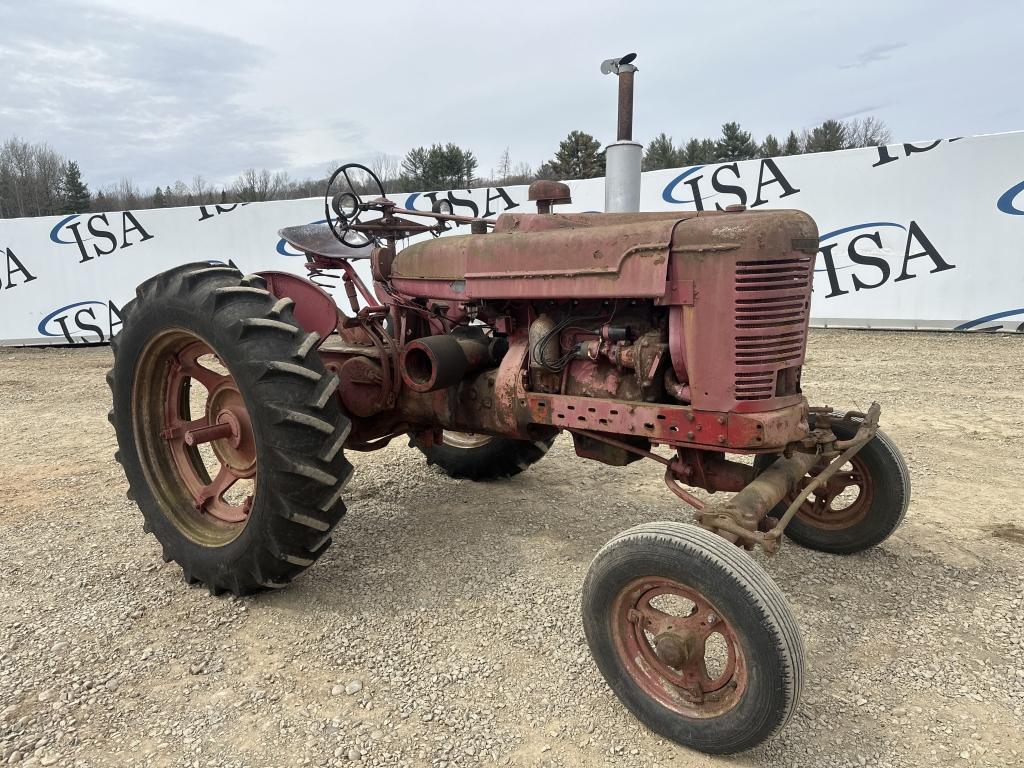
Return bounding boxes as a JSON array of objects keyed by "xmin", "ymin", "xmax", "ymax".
[{"xmin": 277, "ymin": 222, "xmax": 372, "ymax": 260}]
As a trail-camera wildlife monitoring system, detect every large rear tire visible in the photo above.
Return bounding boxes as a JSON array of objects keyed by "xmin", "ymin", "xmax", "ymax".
[
  {"xmin": 415, "ymin": 431, "xmax": 555, "ymax": 480},
  {"xmin": 582, "ymin": 522, "xmax": 803, "ymax": 754},
  {"xmin": 108, "ymin": 263, "xmax": 352, "ymax": 595}
]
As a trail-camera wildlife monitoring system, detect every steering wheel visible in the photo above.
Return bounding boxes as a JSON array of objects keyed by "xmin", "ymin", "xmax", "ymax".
[{"xmin": 325, "ymin": 163, "xmax": 386, "ymax": 249}]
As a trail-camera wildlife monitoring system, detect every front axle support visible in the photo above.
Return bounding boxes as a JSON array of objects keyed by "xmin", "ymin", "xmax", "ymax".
[{"xmin": 698, "ymin": 403, "xmax": 882, "ymax": 554}]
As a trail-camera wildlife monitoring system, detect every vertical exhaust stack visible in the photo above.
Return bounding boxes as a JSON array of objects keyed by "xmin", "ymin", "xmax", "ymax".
[{"xmin": 601, "ymin": 53, "xmax": 642, "ymax": 213}]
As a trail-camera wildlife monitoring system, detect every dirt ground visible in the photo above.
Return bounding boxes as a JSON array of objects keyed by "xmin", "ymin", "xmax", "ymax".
[{"xmin": 0, "ymin": 330, "xmax": 1021, "ymax": 768}]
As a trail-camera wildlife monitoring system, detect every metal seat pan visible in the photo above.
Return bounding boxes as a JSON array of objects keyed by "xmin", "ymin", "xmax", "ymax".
[{"xmin": 277, "ymin": 222, "xmax": 372, "ymax": 260}]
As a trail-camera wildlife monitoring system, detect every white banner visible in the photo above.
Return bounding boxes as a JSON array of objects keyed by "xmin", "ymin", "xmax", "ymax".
[{"xmin": 1, "ymin": 131, "xmax": 1023, "ymax": 345}]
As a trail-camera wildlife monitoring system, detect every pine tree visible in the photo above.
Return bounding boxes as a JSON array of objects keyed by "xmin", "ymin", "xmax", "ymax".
[
  {"xmin": 548, "ymin": 131, "xmax": 604, "ymax": 179},
  {"xmin": 758, "ymin": 134, "xmax": 782, "ymax": 158},
  {"xmin": 152, "ymin": 186, "xmax": 166, "ymax": 207},
  {"xmin": 804, "ymin": 120, "xmax": 848, "ymax": 153},
  {"xmin": 59, "ymin": 160, "xmax": 91, "ymax": 214},
  {"xmin": 714, "ymin": 122, "xmax": 757, "ymax": 162},
  {"xmin": 642, "ymin": 133, "xmax": 681, "ymax": 171},
  {"xmin": 782, "ymin": 131, "xmax": 802, "ymax": 156}
]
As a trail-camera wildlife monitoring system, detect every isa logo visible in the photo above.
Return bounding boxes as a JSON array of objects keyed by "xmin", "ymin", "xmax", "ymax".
[
  {"xmin": 661, "ymin": 159, "xmax": 799, "ymax": 210},
  {"xmin": 816, "ymin": 220, "xmax": 954, "ymax": 298},
  {"xmin": 38, "ymin": 300, "xmax": 123, "ymax": 344},
  {"xmin": 50, "ymin": 212, "xmax": 154, "ymax": 263}
]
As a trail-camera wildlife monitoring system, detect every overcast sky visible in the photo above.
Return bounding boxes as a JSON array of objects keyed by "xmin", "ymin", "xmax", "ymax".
[{"xmin": 0, "ymin": 0, "xmax": 1018, "ymax": 191}]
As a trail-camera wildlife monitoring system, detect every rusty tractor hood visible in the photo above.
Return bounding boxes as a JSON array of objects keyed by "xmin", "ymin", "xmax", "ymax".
[{"xmin": 389, "ymin": 209, "xmax": 817, "ymax": 301}]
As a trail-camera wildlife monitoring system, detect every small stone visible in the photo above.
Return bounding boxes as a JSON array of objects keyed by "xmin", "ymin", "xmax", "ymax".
[
  {"xmin": 37, "ymin": 690, "xmax": 54, "ymax": 703},
  {"xmin": 347, "ymin": 748, "xmax": 360, "ymax": 761},
  {"xmin": 104, "ymin": 679, "xmax": 119, "ymax": 692},
  {"xmin": 7, "ymin": 752, "xmax": 23, "ymax": 765},
  {"xmin": 330, "ymin": 685, "xmax": 345, "ymax": 697},
  {"xmin": 369, "ymin": 729, "xmax": 383, "ymax": 740},
  {"xmin": 345, "ymin": 681, "xmax": 362, "ymax": 696},
  {"xmin": 39, "ymin": 753, "xmax": 60, "ymax": 767}
]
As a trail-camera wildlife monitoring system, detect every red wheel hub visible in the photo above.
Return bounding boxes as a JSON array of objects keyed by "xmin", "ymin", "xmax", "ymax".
[
  {"xmin": 611, "ymin": 577, "xmax": 747, "ymax": 717},
  {"xmin": 160, "ymin": 339, "xmax": 256, "ymax": 526}
]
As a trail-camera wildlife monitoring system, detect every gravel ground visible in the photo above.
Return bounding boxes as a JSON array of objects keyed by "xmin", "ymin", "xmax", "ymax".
[{"xmin": 0, "ymin": 329, "xmax": 1022, "ymax": 768}]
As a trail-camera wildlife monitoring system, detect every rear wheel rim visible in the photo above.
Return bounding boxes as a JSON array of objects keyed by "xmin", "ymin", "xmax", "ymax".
[
  {"xmin": 133, "ymin": 329, "xmax": 256, "ymax": 546},
  {"xmin": 441, "ymin": 431, "xmax": 493, "ymax": 450},
  {"xmin": 610, "ymin": 576, "xmax": 747, "ymax": 718}
]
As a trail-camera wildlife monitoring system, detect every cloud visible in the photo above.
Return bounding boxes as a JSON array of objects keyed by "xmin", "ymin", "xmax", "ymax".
[
  {"xmin": 838, "ymin": 42, "xmax": 908, "ymax": 70},
  {"xmin": 0, "ymin": 1, "xmax": 364, "ymax": 189}
]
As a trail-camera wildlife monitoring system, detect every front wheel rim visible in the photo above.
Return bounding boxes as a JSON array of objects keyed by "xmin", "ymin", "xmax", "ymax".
[
  {"xmin": 610, "ymin": 576, "xmax": 747, "ymax": 718},
  {"xmin": 133, "ymin": 329, "xmax": 257, "ymax": 546},
  {"xmin": 788, "ymin": 454, "xmax": 875, "ymax": 530}
]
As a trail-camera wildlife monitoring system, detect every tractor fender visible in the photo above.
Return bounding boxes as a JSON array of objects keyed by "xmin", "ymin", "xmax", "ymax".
[{"xmin": 255, "ymin": 271, "xmax": 338, "ymax": 344}]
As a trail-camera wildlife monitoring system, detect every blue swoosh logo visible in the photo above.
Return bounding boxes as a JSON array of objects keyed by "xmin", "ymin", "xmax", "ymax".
[
  {"xmin": 661, "ymin": 166, "xmax": 710, "ymax": 205},
  {"xmin": 815, "ymin": 222, "xmax": 906, "ymax": 272},
  {"xmin": 405, "ymin": 193, "xmax": 421, "ymax": 210},
  {"xmin": 38, "ymin": 300, "xmax": 105, "ymax": 336},
  {"xmin": 49, "ymin": 214, "xmax": 80, "ymax": 245},
  {"xmin": 996, "ymin": 180, "xmax": 1024, "ymax": 215},
  {"xmin": 955, "ymin": 307, "xmax": 1024, "ymax": 332}
]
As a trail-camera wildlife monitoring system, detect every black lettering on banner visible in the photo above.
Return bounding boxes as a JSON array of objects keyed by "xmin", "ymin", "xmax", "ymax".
[
  {"xmin": 711, "ymin": 164, "xmax": 746, "ymax": 210},
  {"xmin": 120, "ymin": 212, "xmax": 154, "ymax": 249},
  {"xmin": 816, "ymin": 243, "xmax": 849, "ymax": 298},
  {"xmin": 751, "ymin": 158, "xmax": 800, "ymax": 207},
  {"xmin": 894, "ymin": 221, "xmax": 955, "ymax": 282},
  {"xmin": 447, "ymin": 190, "xmax": 479, "ymax": 218},
  {"xmin": 4, "ymin": 247, "xmax": 37, "ymax": 288},
  {"xmin": 671, "ymin": 159, "xmax": 800, "ymax": 211},
  {"xmin": 108, "ymin": 300, "xmax": 123, "ymax": 338},
  {"xmin": 872, "ymin": 140, "xmax": 945, "ymax": 168},
  {"xmin": 52, "ymin": 314, "xmax": 77, "ymax": 344},
  {"xmin": 848, "ymin": 232, "xmax": 890, "ymax": 291},
  {"xmin": 483, "ymin": 187, "xmax": 519, "ymax": 218},
  {"xmin": 73, "ymin": 307, "xmax": 105, "ymax": 340},
  {"xmin": 681, "ymin": 174, "xmax": 704, "ymax": 211},
  {"xmin": 83, "ymin": 214, "xmax": 117, "ymax": 260},
  {"xmin": 198, "ymin": 203, "xmax": 240, "ymax": 222}
]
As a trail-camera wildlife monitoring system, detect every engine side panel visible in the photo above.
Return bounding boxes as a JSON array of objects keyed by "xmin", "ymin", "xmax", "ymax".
[{"xmin": 390, "ymin": 218, "xmax": 681, "ymax": 300}]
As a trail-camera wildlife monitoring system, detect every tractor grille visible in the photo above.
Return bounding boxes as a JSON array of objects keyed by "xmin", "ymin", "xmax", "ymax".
[{"xmin": 733, "ymin": 256, "xmax": 813, "ymax": 401}]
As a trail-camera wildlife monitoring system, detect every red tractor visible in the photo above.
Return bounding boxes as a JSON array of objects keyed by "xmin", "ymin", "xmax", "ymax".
[{"xmin": 108, "ymin": 165, "xmax": 910, "ymax": 754}]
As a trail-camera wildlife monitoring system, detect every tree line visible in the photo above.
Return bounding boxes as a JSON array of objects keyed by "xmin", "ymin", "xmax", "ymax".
[{"xmin": 0, "ymin": 117, "xmax": 891, "ymax": 218}]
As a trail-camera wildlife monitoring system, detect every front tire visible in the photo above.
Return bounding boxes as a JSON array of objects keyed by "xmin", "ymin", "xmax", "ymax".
[
  {"xmin": 415, "ymin": 431, "xmax": 555, "ymax": 480},
  {"xmin": 582, "ymin": 522, "xmax": 803, "ymax": 754},
  {"xmin": 754, "ymin": 416, "xmax": 910, "ymax": 554},
  {"xmin": 108, "ymin": 263, "xmax": 352, "ymax": 595}
]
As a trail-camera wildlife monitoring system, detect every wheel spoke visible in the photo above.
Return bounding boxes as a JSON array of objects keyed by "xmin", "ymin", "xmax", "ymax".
[
  {"xmin": 634, "ymin": 604, "xmax": 679, "ymax": 636},
  {"xmin": 196, "ymin": 463, "xmax": 239, "ymax": 508},
  {"xmin": 177, "ymin": 343, "xmax": 229, "ymax": 392}
]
